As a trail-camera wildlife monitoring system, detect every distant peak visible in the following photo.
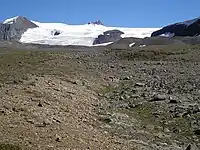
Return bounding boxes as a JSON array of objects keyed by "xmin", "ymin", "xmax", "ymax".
[
  {"xmin": 3, "ymin": 16, "xmax": 38, "ymax": 28},
  {"xmin": 3, "ymin": 16, "xmax": 29, "ymax": 24},
  {"xmin": 3, "ymin": 16, "xmax": 36, "ymax": 24},
  {"xmin": 88, "ymin": 20, "xmax": 104, "ymax": 25}
]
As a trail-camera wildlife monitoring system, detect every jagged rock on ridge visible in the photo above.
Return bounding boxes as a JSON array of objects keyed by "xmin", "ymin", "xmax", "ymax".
[{"xmin": 88, "ymin": 20, "xmax": 104, "ymax": 25}]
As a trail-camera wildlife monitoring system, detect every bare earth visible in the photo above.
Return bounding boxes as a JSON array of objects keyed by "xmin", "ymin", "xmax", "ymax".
[{"xmin": 0, "ymin": 44, "xmax": 200, "ymax": 150}]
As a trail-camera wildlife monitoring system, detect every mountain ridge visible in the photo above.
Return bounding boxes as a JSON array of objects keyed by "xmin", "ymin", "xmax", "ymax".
[
  {"xmin": 152, "ymin": 16, "xmax": 200, "ymax": 37},
  {"xmin": 2, "ymin": 16, "xmax": 200, "ymax": 46}
]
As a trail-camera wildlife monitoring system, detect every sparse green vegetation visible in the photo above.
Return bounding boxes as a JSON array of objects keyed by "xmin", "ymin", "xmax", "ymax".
[
  {"xmin": 115, "ymin": 44, "xmax": 200, "ymax": 61},
  {"xmin": 1, "ymin": 44, "xmax": 200, "ymax": 149},
  {"xmin": 0, "ymin": 50, "xmax": 52, "ymax": 83},
  {"xmin": 0, "ymin": 143, "xmax": 22, "ymax": 150},
  {"xmin": 170, "ymin": 117, "xmax": 193, "ymax": 136}
]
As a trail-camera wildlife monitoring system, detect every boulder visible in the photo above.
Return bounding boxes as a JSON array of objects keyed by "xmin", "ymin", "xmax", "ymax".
[
  {"xmin": 151, "ymin": 17, "xmax": 200, "ymax": 37},
  {"xmin": 150, "ymin": 94, "xmax": 167, "ymax": 102},
  {"xmin": 93, "ymin": 29, "xmax": 124, "ymax": 45}
]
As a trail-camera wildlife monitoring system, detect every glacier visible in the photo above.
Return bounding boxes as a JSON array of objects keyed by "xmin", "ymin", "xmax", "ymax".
[{"xmin": 3, "ymin": 16, "xmax": 159, "ymax": 46}]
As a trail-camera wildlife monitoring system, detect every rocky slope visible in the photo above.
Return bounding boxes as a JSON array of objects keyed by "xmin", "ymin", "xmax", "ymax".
[
  {"xmin": 151, "ymin": 17, "xmax": 200, "ymax": 37},
  {"xmin": 0, "ymin": 16, "xmax": 38, "ymax": 40},
  {"xmin": 0, "ymin": 43, "xmax": 200, "ymax": 150},
  {"xmin": 108, "ymin": 36, "xmax": 200, "ymax": 50}
]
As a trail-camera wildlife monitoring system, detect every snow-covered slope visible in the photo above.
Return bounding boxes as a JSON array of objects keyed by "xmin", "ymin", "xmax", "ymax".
[
  {"xmin": 1, "ymin": 17, "xmax": 158, "ymax": 46},
  {"xmin": 3, "ymin": 16, "xmax": 19, "ymax": 24}
]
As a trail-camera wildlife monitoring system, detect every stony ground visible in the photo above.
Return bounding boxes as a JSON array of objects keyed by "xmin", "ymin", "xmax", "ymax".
[{"xmin": 0, "ymin": 44, "xmax": 200, "ymax": 150}]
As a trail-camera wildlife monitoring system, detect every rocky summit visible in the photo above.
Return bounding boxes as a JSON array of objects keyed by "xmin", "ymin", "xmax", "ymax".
[{"xmin": 0, "ymin": 16, "xmax": 38, "ymax": 40}]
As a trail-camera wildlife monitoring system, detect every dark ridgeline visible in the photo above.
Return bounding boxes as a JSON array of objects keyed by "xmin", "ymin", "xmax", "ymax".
[{"xmin": 151, "ymin": 17, "xmax": 200, "ymax": 37}]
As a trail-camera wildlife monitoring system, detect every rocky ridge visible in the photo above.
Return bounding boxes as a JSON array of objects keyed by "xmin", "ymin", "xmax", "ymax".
[{"xmin": 151, "ymin": 17, "xmax": 200, "ymax": 37}]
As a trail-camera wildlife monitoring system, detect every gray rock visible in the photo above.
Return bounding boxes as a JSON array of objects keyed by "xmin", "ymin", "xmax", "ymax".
[
  {"xmin": 55, "ymin": 135, "xmax": 62, "ymax": 142},
  {"xmin": 164, "ymin": 128, "xmax": 170, "ymax": 133},
  {"xmin": 116, "ymin": 103, "xmax": 129, "ymax": 109},
  {"xmin": 135, "ymin": 82, "xmax": 145, "ymax": 87},
  {"xmin": 124, "ymin": 94, "xmax": 130, "ymax": 99},
  {"xmin": 0, "ymin": 16, "xmax": 38, "ymax": 41},
  {"xmin": 151, "ymin": 94, "xmax": 167, "ymax": 102},
  {"xmin": 93, "ymin": 29, "xmax": 124, "ymax": 45},
  {"xmin": 122, "ymin": 76, "xmax": 132, "ymax": 80},
  {"xmin": 119, "ymin": 95, "xmax": 125, "ymax": 100},
  {"xmin": 185, "ymin": 144, "xmax": 199, "ymax": 150},
  {"xmin": 51, "ymin": 30, "xmax": 61, "ymax": 36},
  {"xmin": 35, "ymin": 122, "xmax": 47, "ymax": 127},
  {"xmin": 38, "ymin": 102, "xmax": 43, "ymax": 107}
]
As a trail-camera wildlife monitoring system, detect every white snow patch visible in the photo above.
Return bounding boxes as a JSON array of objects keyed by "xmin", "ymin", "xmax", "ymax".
[
  {"xmin": 139, "ymin": 45, "xmax": 146, "ymax": 48},
  {"xmin": 160, "ymin": 32, "xmax": 175, "ymax": 38},
  {"xmin": 92, "ymin": 42, "xmax": 113, "ymax": 47},
  {"xmin": 3, "ymin": 16, "xmax": 19, "ymax": 24},
  {"xmin": 129, "ymin": 42, "xmax": 136, "ymax": 47}
]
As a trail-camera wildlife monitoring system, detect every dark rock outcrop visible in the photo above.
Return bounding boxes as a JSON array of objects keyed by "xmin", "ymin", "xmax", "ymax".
[
  {"xmin": 0, "ymin": 16, "xmax": 38, "ymax": 40},
  {"xmin": 53, "ymin": 31, "xmax": 60, "ymax": 36},
  {"xmin": 93, "ymin": 29, "xmax": 124, "ymax": 45},
  {"xmin": 51, "ymin": 30, "xmax": 61, "ymax": 36},
  {"xmin": 151, "ymin": 17, "xmax": 200, "ymax": 37},
  {"xmin": 0, "ymin": 24, "xmax": 10, "ymax": 40}
]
